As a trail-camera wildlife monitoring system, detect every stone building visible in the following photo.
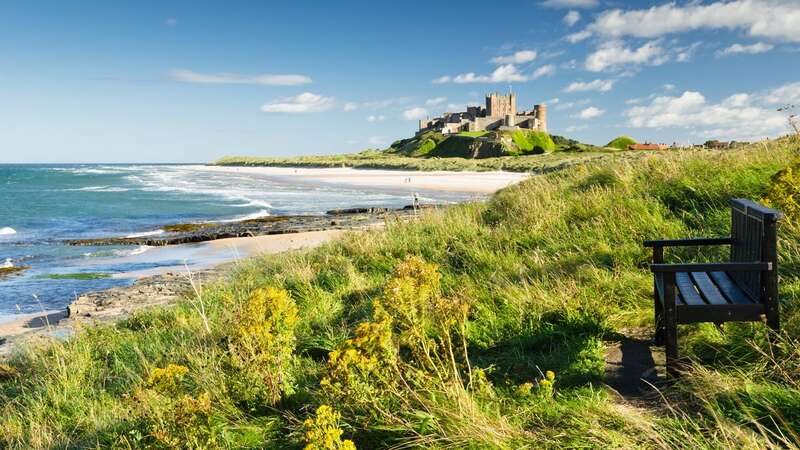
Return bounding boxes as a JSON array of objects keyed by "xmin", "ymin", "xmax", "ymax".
[{"xmin": 418, "ymin": 92, "xmax": 547, "ymax": 135}]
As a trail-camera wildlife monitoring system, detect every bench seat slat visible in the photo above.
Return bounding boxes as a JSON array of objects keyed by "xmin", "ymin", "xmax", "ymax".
[
  {"xmin": 676, "ymin": 272, "xmax": 706, "ymax": 305},
  {"xmin": 709, "ymin": 271, "xmax": 754, "ymax": 304},
  {"xmin": 690, "ymin": 272, "xmax": 729, "ymax": 305}
]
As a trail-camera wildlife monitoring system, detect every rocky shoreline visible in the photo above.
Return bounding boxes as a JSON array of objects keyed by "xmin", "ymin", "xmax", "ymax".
[{"xmin": 67, "ymin": 205, "xmax": 434, "ymax": 247}]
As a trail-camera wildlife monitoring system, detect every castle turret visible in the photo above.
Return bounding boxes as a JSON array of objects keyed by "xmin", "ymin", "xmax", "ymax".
[{"xmin": 534, "ymin": 104, "xmax": 547, "ymax": 133}]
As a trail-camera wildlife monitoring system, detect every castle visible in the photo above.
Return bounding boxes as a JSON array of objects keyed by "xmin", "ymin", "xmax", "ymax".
[{"xmin": 418, "ymin": 92, "xmax": 547, "ymax": 135}]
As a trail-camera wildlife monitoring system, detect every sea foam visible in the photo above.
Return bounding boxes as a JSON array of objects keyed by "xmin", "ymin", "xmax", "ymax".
[
  {"xmin": 125, "ymin": 230, "xmax": 165, "ymax": 238},
  {"xmin": 0, "ymin": 227, "xmax": 16, "ymax": 236}
]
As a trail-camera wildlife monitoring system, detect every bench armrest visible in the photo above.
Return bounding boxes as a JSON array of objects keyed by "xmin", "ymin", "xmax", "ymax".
[
  {"xmin": 643, "ymin": 237, "xmax": 732, "ymax": 248},
  {"xmin": 650, "ymin": 262, "xmax": 772, "ymax": 273}
]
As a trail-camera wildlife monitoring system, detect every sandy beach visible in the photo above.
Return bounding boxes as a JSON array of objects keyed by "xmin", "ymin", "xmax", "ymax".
[{"xmin": 189, "ymin": 165, "xmax": 529, "ymax": 194}]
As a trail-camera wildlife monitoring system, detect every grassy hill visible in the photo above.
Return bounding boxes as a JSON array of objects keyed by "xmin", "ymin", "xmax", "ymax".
[
  {"xmin": 607, "ymin": 135, "xmax": 638, "ymax": 150},
  {"xmin": 216, "ymin": 130, "xmax": 610, "ymax": 172},
  {"xmin": 389, "ymin": 129, "xmax": 556, "ymax": 158},
  {"xmin": 2, "ymin": 138, "xmax": 799, "ymax": 448}
]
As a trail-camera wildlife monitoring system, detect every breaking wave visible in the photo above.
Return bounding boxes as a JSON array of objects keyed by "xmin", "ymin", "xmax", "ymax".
[{"xmin": 0, "ymin": 227, "xmax": 16, "ymax": 236}]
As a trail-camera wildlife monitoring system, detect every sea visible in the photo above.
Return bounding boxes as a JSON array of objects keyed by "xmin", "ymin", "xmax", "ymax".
[{"xmin": 0, "ymin": 164, "xmax": 473, "ymax": 322}]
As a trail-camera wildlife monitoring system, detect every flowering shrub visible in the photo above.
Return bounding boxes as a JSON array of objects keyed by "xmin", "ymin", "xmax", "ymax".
[
  {"xmin": 321, "ymin": 314, "xmax": 396, "ymax": 405},
  {"xmin": 224, "ymin": 287, "xmax": 299, "ymax": 405},
  {"xmin": 764, "ymin": 163, "xmax": 800, "ymax": 220},
  {"xmin": 147, "ymin": 363, "xmax": 188, "ymax": 395},
  {"xmin": 376, "ymin": 256, "xmax": 469, "ymax": 379},
  {"xmin": 302, "ymin": 405, "xmax": 356, "ymax": 450},
  {"xmin": 148, "ymin": 392, "xmax": 218, "ymax": 448},
  {"xmin": 322, "ymin": 255, "xmax": 471, "ymax": 410},
  {"xmin": 536, "ymin": 371, "xmax": 556, "ymax": 399},
  {"xmin": 128, "ymin": 365, "xmax": 221, "ymax": 448}
]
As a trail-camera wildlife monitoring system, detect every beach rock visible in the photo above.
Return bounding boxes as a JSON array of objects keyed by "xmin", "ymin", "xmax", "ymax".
[
  {"xmin": 66, "ymin": 269, "xmax": 221, "ymax": 320},
  {"xmin": 66, "ymin": 206, "xmax": 442, "ymax": 247}
]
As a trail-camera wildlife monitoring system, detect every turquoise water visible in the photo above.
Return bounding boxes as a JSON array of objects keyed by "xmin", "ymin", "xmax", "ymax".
[{"xmin": 0, "ymin": 165, "xmax": 470, "ymax": 320}]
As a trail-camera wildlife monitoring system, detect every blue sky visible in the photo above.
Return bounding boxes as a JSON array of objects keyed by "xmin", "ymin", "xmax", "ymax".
[{"xmin": 1, "ymin": 0, "xmax": 799, "ymax": 163}]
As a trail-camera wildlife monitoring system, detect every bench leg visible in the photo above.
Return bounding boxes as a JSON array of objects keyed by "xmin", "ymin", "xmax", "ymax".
[
  {"xmin": 766, "ymin": 308, "xmax": 779, "ymax": 331},
  {"xmin": 663, "ymin": 273, "xmax": 680, "ymax": 377},
  {"xmin": 653, "ymin": 246, "xmax": 665, "ymax": 346},
  {"xmin": 654, "ymin": 292, "xmax": 664, "ymax": 345}
]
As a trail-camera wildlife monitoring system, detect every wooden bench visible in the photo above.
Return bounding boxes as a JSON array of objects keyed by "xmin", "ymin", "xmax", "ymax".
[{"xmin": 644, "ymin": 199, "xmax": 782, "ymax": 375}]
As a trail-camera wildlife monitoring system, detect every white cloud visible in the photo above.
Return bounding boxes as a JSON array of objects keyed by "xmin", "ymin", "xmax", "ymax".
[
  {"xmin": 402, "ymin": 107, "xmax": 428, "ymax": 121},
  {"xmin": 533, "ymin": 64, "xmax": 557, "ymax": 79},
  {"xmin": 575, "ymin": 106, "xmax": 605, "ymax": 119},
  {"xmin": 663, "ymin": 83, "xmax": 676, "ymax": 91},
  {"xmin": 624, "ymin": 88, "xmax": 789, "ymax": 140},
  {"xmin": 170, "ymin": 69, "xmax": 312, "ymax": 86},
  {"xmin": 763, "ymin": 81, "xmax": 800, "ymax": 104},
  {"xmin": 717, "ymin": 42, "xmax": 775, "ymax": 56},
  {"xmin": 367, "ymin": 115, "xmax": 385, "ymax": 122},
  {"xmin": 566, "ymin": 30, "xmax": 592, "ymax": 43},
  {"xmin": 564, "ymin": 78, "xmax": 616, "ymax": 93},
  {"xmin": 425, "ymin": 97, "xmax": 448, "ymax": 106},
  {"xmin": 564, "ymin": 11, "xmax": 581, "ymax": 27},
  {"xmin": 491, "ymin": 50, "xmax": 538, "ymax": 64},
  {"xmin": 541, "ymin": 0, "xmax": 598, "ymax": 8},
  {"xmin": 343, "ymin": 102, "xmax": 359, "ymax": 112},
  {"xmin": 435, "ymin": 64, "xmax": 530, "ymax": 84},
  {"xmin": 261, "ymin": 92, "xmax": 335, "ymax": 113},
  {"xmin": 675, "ymin": 42, "xmax": 701, "ymax": 62},
  {"xmin": 585, "ymin": 40, "xmax": 669, "ymax": 72},
  {"xmin": 575, "ymin": 1, "xmax": 800, "ymax": 43}
]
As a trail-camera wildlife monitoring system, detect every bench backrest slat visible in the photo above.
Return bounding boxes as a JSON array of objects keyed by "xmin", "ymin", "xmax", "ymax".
[{"xmin": 730, "ymin": 199, "xmax": 782, "ymax": 303}]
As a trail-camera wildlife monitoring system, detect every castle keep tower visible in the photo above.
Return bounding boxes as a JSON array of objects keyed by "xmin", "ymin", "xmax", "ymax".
[{"xmin": 486, "ymin": 92, "xmax": 516, "ymax": 117}]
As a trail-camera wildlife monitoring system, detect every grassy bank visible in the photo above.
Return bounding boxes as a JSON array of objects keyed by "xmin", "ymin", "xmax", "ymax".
[
  {"xmin": 215, "ymin": 148, "xmax": 644, "ymax": 174},
  {"xmin": 2, "ymin": 139, "xmax": 800, "ymax": 448}
]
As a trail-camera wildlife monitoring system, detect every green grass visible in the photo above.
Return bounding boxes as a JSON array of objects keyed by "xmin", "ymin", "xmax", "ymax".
[
  {"xmin": 457, "ymin": 131, "xmax": 490, "ymax": 137},
  {"xmin": 2, "ymin": 138, "xmax": 800, "ymax": 448},
  {"xmin": 215, "ymin": 149, "xmax": 642, "ymax": 173},
  {"xmin": 509, "ymin": 130, "xmax": 556, "ymax": 155},
  {"xmin": 607, "ymin": 135, "xmax": 638, "ymax": 150}
]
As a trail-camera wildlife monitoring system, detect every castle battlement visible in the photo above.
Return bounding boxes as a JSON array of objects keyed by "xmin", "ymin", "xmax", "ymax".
[{"xmin": 419, "ymin": 92, "xmax": 547, "ymax": 135}]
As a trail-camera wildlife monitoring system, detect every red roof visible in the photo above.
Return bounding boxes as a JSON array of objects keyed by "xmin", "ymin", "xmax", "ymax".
[{"xmin": 628, "ymin": 143, "xmax": 666, "ymax": 150}]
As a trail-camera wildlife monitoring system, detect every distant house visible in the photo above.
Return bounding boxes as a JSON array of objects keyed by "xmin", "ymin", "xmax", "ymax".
[
  {"xmin": 705, "ymin": 140, "xmax": 731, "ymax": 149},
  {"xmin": 627, "ymin": 143, "xmax": 668, "ymax": 151}
]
